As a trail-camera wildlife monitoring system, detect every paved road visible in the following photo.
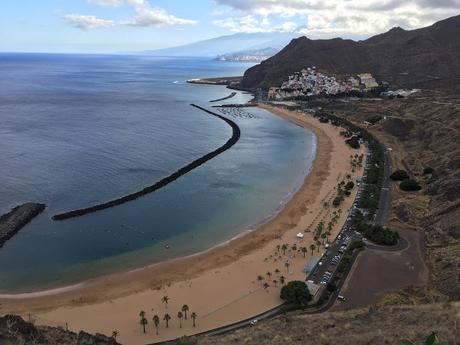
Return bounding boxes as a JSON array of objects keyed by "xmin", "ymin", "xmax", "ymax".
[{"xmin": 375, "ymin": 149, "xmax": 392, "ymax": 226}]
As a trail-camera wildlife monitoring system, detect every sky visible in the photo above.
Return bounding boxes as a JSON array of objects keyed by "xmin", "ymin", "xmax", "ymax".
[{"xmin": 0, "ymin": 0, "xmax": 459, "ymax": 53}]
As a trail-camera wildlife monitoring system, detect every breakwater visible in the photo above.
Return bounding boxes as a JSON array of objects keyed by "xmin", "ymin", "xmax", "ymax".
[
  {"xmin": 210, "ymin": 92, "xmax": 237, "ymax": 103},
  {"xmin": 52, "ymin": 104, "xmax": 241, "ymax": 221},
  {"xmin": 0, "ymin": 203, "xmax": 46, "ymax": 248}
]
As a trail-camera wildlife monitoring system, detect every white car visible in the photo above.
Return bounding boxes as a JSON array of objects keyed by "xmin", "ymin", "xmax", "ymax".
[{"xmin": 250, "ymin": 319, "xmax": 258, "ymax": 326}]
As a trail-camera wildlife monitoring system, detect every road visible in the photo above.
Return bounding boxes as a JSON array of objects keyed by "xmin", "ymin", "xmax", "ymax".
[{"xmin": 375, "ymin": 149, "xmax": 392, "ymax": 226}]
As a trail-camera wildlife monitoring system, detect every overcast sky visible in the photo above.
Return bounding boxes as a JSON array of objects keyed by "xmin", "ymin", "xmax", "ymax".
[{"xmin": 1, "ymin": 0, "xmax": 458, "ymax": 53}]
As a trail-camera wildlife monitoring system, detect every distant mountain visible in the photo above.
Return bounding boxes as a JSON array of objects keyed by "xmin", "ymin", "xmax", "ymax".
[
  {"xmin": 145, "ymin": 32, "xmax": 299, "ymax": 58},
  {"xmin": 216, "ymin": 47, "xmax": 279, "ymax": 62},
  {"xmin": 241, "ymin": 15, "xmax": 460, "ymax": 91}
]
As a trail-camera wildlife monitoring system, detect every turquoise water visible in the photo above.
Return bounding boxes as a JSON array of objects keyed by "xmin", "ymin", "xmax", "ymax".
[{"xmin": 0, "ymin": 54, "xmax": 316, "ymax": 293}]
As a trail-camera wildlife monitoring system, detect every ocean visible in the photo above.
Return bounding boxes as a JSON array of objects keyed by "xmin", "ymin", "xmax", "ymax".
[{"xmin": 0, "ymin": 54, "xmax": 316, "ymax": 293}]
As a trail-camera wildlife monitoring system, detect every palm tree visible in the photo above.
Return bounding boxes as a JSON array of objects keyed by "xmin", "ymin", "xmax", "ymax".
[
  {"xmin": 291, "ymin": 244, "xmax": 297, "ymax": 252},
  {"xmin": 310, "ymin": 243, "xmax": 316, "ymax": 256},
  {"xmin": 152, "ymin": 315, "xmax": 160, "ymax": 335},
  {"xmin": 276, "ymin": 244, "xmax": 280, "ymax": 253},
  {"xmin": 266, "ymin": 271, "xmax": 272, "ymax": 279},
  {"xmin": 181, "ymin": 304, "xmax": 189, "ymax": 320},
  {"xmin": 111, "ymin": 330, "xmax": 119, "ymax": 339},
  {"xmin": 191, "ymin": 312, "xmax": 197, "ymax": 327},
  {"xmin": 281, "ymin": 244, "xmax": 288, "ymax": 255},
  {"xmin": 263, "ymin": 282, "xmax": 270, "ymax": 290},
  {"xmin": 316, "ymin": 240, "xmax": 321, "ymax": 252},
  {"xmin": 257, "ymin": 275, "xmax": 264, "ymax": 283},
  {"xmin": 273, "ymin": 279, "xmax": 278, "ymax": 286},
  {"xmin": 162, "ymin": 295, "xmax": 170, "ymax": 309},
  {"xmin": 163, "ymin": 313, "xmax": 171, "ymax": 328},
  {"xmin": 275, "ymin": 268, "xmax": 280, "ymax": 275},
  {"xmin": 177, "ymin": 311, "xmax": 183, "ymax": 328},
  {"xmin": 280, "ymin": 276, "xmax": 286, "ymax": 285},
  {"xmin": 301, "ymin": 246, "xmax": 308, "ymax": 258},
  {"xmin": 139, "ymin": 311, "xmax": 148, "ymax": 334},
  {"xmin": 321, "ymin": 233, "xmax": 327, "ymax": 245},
  {"xmin": 284, "ymin": 261, "xmax": 290, "ymax": 273}
]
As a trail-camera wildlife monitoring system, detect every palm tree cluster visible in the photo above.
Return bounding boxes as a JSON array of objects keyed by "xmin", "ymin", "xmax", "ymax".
[{"xmin": 138, "ymin": 297, "xmax": 198, "ymax": 335}]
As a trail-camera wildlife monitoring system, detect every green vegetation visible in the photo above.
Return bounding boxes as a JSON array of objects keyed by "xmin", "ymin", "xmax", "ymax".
[
  {"xmin": 345, "ymin": 136, "xmax": 360, "ymax": 149},
  {"xmin": 357, "ymin": 223, "xmax": 399, "ymax": 245},
  {"xmin": 280, "ymin": 281, "xmax": 312, "ymax": 306},
  {"xmin": 390, "ymin": 169, "xmax": 409, "ymax": 181},
  {"xmin": 153, "ymin": 315, "xmax": 160, "ymax": 335},
  {"xmin": 401, "ymin": 331, "xmax": 447, "ymax": 345},
  {"xmin": 423, "ymin": 167, "xmax": 434, "ymax": 174},
  {"xmin": 400, "ymin": 179, "xmax": 422, "ymax": 191}
]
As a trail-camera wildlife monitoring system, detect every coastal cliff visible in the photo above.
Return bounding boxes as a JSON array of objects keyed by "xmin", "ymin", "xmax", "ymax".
[{"xmin": 0, "ymin": 203, "xmax": 45, "ymax": 248}]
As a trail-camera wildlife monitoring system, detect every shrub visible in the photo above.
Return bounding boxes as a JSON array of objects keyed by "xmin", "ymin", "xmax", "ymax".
[
  {"xmin": 400, "ymin": 179, "xmax": 422, "ymax": 191},
  {"xmin": 280, "ymin": 281, "xmax": 312, "ymax": 306},
  {"xmin": 345, "ymin": 181, "xmax": 355, "ymax": 190},
  {"xmin": 332, "ymin": 196, "xmax": 342, "ymax": 207},
  {"xmin": 390, "ymin": 169, "xmax": 409, "ymax": 181},
  {"xmin": 423, "ymin": 167, "xmax": 434, "ymax": 174},
  {"xmin": 345, "ymin": 137, "xmax": 360, "ymax": 149},
  {"xmin": 358, "ymin": 223, "xmax": 399, "ymax": 246}
]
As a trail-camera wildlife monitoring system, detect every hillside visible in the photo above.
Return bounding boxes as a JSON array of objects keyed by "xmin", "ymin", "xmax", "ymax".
[
  {"xmin": 194, "ymin": 303, "xmax": 459, "ymax": 345},
  {"xmin": 0, "ymin": 315, "xmax": 119, "ymax": 345},
  {"xmin": 241, "ymin": 15, "xmax": 460, "ymax": 91}
]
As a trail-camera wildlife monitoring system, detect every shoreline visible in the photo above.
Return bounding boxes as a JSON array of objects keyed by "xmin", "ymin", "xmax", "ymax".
[{"xmin": 0, "ymin": 104, "xmax": 364, "ymax": 345}]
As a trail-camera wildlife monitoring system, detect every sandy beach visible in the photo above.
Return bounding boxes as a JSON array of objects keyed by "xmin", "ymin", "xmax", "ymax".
[{"xmin": 0, "ymin": 105, "xmax": 365, "ymax": 345}]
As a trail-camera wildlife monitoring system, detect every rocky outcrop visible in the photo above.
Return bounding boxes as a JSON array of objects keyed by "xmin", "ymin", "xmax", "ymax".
[
  {"xmin": 0, "ymin": 203, "xmax": 45, "ymax": 248},
  {"xmin": 0, "ymin": 315, "xmax": 120, "ymax": 345}
]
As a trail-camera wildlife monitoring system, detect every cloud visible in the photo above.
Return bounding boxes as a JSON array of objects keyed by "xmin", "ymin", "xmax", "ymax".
[
  {"xmin": 122, "ymin": 4, "xmax": 198, "ymax": 28},
  {"xmin": 213, "ymin": 0, "xmax": 459, "ymax": 37},
  {"xmin": 63, "ymin": 2, "xmax": 197, "ymax": 30},
  {"xmin": 62, "ymin": 14, "xmax": 114, "ymax": 29},
  {"xmin": 88, "ymin": 0, "xmax": 144, "ymax": 7},
  {"xmin": 213, "ymin": 15, "xmax": 271, "ymax": 33}
]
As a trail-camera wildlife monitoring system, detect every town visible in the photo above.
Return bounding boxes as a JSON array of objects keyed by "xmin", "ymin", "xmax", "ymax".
[{"xmin": 268, "ymin": 67, "xmax": 380, "ymax": 100}]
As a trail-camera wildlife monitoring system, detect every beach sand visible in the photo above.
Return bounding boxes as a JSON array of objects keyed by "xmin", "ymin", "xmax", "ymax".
[{"xmin": 0, "ymin": 105, "xmax": 365, "ymax": 345}]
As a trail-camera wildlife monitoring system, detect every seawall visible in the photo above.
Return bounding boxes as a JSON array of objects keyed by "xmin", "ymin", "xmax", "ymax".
[
  {"xmin": 52, "ymin": 104, "xmax": 241, "ymax": 221},
  {"xmin": 0, "ymin": 203, "xmax": 46, "ymax": 248}
]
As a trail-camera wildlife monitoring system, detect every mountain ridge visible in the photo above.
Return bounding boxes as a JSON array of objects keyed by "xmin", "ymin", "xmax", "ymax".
[{"xmin": 241, "ymin": 15, "xmax": 460, "ymax": 91}]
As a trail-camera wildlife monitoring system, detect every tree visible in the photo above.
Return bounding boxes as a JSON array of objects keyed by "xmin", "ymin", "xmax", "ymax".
[
  {"xmin": 291, "ymin": 244, "xmax": 297, "ymax": 252},
  {"xmin": 191, "ymin": 312, "xmax": 197, "ymax": 327},
  {"xmin": 257, "ymin": 275, "xmax": 264, "ymax": 283},
  {"xmin": 390, "ymin": 169, "xmax": 409, "ymax": 181},
  {"xmin": 177, "ymin": 311, "xmax": 183, "ymax": 328},
  {"xmin": 280, "ymin": 281, "xmax": 312, "ymax": 306},
  {"xmin": 266, "ymin": 271, "xmax": 272, "ymax": 279},
  {"xmin": 281, "ymin": 244, "xmax": 288, "ymax": 255},
  {"xmin": 181, "ymin": 304, "xmax": 189, "ymax": 320},
  {"xmin": 399, "ymin": 179, "xmax": 422, "ymax": 191},
  {"xmin": 263, "ymin": 282, "xmax": 270, "ymax": 290},
  {"xmin": 321, "ymin": 233, "xmax": 327, "ymax": 245},
  {"xmin": 152, "ymin": 315, "xmax": 160, "ymax": 335},
  {"xmin": 301, "ymin": 246, "xmax": 308, "ymax": 258},
  {"xmin": 284, "ymin": 261, "xmax": 290, "ymax": 272},
  {"xmin": 139, "ymin": 311, "xmax": 148, "ymax": 334},
  {"xmin": 162, "ymin": 296, "xmax": 170, "ymax": 308},
  {"xmin": 275, "ymin": 268, "xmax": 281, "ymax": 275},
  {"xmin": 280, "ymin": 276, "xmax": 286, "ymax": 285},
  {"xmin": 310, "ymin": 244, "xmax": 316, "ymax": 256},
  {"xmin": 316, "ymin": 240, "xmax": 321, "ymax": 252},
  {"xmin": 276, "ymin": 244, "xmax": 281, "ymax": 253},
  {"xmin": 345, "ymin": 181, "xmax": 355, "ymax": 190},
  {"xmin": 163, "ymin": 313, "xmax": 171, "ymax": 328},
  {"xmin": 111, "ymin": 330, "xmax": 119, "ymax": 340}
]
